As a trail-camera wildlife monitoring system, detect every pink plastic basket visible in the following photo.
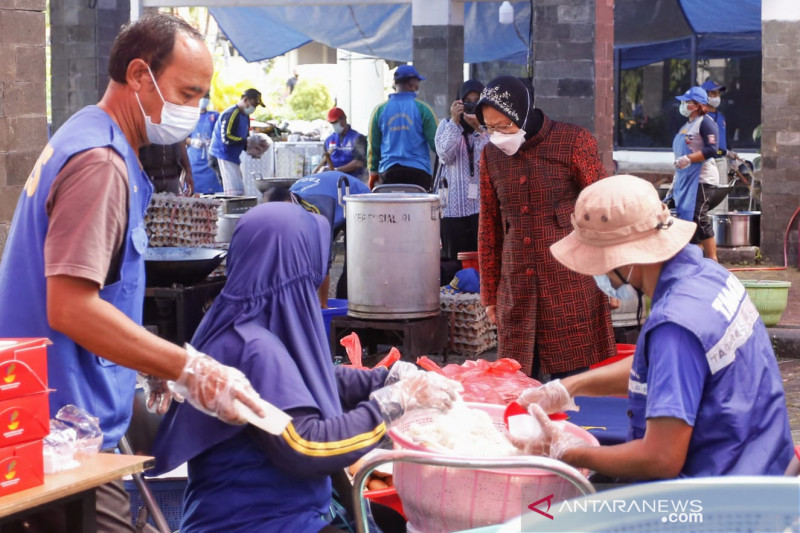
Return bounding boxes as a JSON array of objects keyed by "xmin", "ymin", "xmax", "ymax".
[{"xmin": 388, "ymin": 403, "xmax": 597, "ymax": 532}]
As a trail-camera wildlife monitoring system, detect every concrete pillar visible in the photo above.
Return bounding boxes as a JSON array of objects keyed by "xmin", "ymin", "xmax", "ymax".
[
  {"xmin": 0, "ymin": 1, "xmax": 48, "ymax": 250},
  {"xmin": 532, "ymin": 0, "xmax": 615, "ymax": 174},
  {"xmin": 50, "ymin": 0, "xmax": 130, "ymax": 133},
  {"xmin": 411, "ymin": 0, "xmax": 464, "ymax": 122},
  {"xmin": 761, "ymin": 1, "xmax": 800, "ymax": 266}
]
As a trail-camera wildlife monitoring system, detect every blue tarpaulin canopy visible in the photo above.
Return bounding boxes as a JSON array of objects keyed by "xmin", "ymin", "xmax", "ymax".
[
  {"xmin": 209, "ymin": 2, "xmax": 531, "ymax": 64},
  {"xmin": 616, "ymin": 0, "xmax": 761, "ymax": 69},
  {"xmin": 209, "ymin": 0, "xmax": 760, "ymax": 68}
]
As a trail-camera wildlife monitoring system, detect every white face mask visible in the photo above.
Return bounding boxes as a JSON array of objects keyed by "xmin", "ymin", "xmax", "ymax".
[
  {"xmin": 679, "ymin": 101, "xmax": 693, "ymax": 117},
  {"xmin": 243, "ymin": 105, "xmax": 256, "ymax": 115},
  {"xmin": 707, "ymin": 96, "xmax": 721, "ymax": 108},
  {"xmin": 136, "ymin": 65, "xmax": 200, "ymax": 145},
  {"xmin": 199, "ymin": 97, "xmax": 210, "ymax": 111},
  {"xmin": 490, "ymin": 129, "xmax": 526, "ymax": 156},
  {"xmin": 332, "ymin": 122, "xmax": 344, "ymax": 134}
]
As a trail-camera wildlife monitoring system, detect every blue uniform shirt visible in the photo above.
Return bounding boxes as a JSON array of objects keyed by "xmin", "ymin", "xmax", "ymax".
[
  {"xmin": 290, "ymin": 171, "xmax": 370, "ymax": 231},
  {"xmin": 188, "ymin": 110, "xmax": 222, "ymax": 194},
  {"xmin": 324, "ymin": 128, "xmax": 366, "ymax": 180},
  {"xmin": 628, "ymin": 245, "xmax": 792, "ymax": 477},
  {"xmin": 210, "ymin": 104, "xmax": 249, "ymax": 164},
  {"xmin": 0, "ymin": 106, "xmax": 152, "ymax": 449}
]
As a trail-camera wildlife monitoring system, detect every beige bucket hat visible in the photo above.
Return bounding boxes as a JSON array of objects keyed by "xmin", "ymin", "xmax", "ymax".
[{"xmin": 550, "ymin": 175, "xmax": 696, "ymax": 276}]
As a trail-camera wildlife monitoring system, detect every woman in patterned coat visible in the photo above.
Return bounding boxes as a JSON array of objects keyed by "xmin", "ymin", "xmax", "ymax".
[{"xmin": 475, "ymin": 76, "xmax": 615, "ymax": 378}]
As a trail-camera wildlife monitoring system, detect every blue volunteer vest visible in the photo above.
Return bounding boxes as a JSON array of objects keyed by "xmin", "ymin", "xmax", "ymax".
[
  {"xmin": 325, "ymin": 129, "xmax": 360, "ymax": 169},
  {"xmin": 628, "ymin": 246, "xmax": 792, "ymax": 476},
  {"xmin": 0, "ymin": 106, "xmax": 153, "ymax": 449}
]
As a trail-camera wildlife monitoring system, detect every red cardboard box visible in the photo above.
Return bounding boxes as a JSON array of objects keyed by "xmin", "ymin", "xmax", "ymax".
[
  {"xmin": 0, "ymin": 439, "xmax": 44, "ymax": 496},
  {"xmin": 0, "ymin": 392, "xmax": 49, "ymax": 449},
  {"xmin": 0, "ymin": 339, "xmax": 49, "ymax": 401}
]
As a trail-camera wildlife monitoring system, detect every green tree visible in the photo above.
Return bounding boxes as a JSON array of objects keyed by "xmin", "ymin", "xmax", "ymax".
[{"xmin": 287, "ymin": 79, "xmax": 333, "ymax": 121}]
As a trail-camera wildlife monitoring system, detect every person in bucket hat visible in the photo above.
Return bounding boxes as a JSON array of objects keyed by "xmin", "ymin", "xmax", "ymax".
[{"xmin": 512, "ymin": 175, "xmax": 792, "ymax": 480}]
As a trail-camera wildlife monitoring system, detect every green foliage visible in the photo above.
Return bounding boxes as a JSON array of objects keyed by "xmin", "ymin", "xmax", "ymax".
[{"xmin": 287, "ymin": 79, "xmax": 333, "ymax": 121}]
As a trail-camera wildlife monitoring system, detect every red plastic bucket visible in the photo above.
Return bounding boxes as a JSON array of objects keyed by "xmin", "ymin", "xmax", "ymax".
[
  {"xmin": 457, "ymin": 251, "xmax": 479, "ymax": 271},
  {"xmin": 591, "ymin": 343, "xmax": 635, "ymax": 369}
]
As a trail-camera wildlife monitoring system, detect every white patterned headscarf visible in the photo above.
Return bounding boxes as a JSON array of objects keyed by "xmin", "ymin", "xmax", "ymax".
[{"xmin": 476, "ymin": 76, "xmax": 534, "ymax": 131}]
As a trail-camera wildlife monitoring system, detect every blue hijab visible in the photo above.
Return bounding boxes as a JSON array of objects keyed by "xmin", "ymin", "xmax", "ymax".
[{"xmin": 151, "ymin": 203, "xmax": 340, "ymax": 474}]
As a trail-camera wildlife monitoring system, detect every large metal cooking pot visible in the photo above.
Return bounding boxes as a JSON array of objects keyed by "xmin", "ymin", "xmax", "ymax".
[
  {"xmin": 144, "ymin": 247, "xmax": 226, "ymax": 287},
  {"xmin": 712, "ymin": 211, "xmax": 760, "ymax": 247},
  {"xmin": 216, "ymin": 214, "xmax": 243, "ymax": 243},
  {"xmin": 345, "ymin": 189, "xmax": 441, "ymax": 319}
]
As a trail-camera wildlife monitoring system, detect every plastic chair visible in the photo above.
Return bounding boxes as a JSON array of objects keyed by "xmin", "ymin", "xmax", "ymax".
[{"xmin": 351, "ymin": 449, "xmax": 595, "ymax": 533}]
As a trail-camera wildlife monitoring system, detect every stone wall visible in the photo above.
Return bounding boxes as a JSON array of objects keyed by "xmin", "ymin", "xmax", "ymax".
[
  {"xmin": 50, "ymin": 0, "xmax": 129, "ymax": 133},
  {"xmin": 0, "ymin": 1, "xmax": 48, "ymax": 252},
  {"xmin": 761, "ymin": 20, "xmax": 800, "ymax": 266},
  {"xmin": 413, "ymin": 24, "xmax": 464, "ymax": 123},
  {"xmin": 532, "ymin": 0, "xmax": 615, "ymax": 175}
]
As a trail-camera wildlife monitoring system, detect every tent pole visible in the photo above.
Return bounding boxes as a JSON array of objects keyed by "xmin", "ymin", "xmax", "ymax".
[{"xmin": 690, "ymin": 33, "xmax": 697, "ymax": 85}]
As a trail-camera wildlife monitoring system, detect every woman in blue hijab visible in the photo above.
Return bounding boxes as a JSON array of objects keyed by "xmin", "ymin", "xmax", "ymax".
[{"xmin": 151, "ymin": 203, "xmax": 458, "ymax": 532}]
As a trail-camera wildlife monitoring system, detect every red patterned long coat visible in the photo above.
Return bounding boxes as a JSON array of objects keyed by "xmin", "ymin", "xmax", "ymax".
[{"xmin": 478, "ymin": 114, "xmax": 615, "ymax": 376}]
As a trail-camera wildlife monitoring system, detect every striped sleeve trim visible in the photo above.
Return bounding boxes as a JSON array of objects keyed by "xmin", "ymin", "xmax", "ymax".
[
  {"xmin": 281, "ymin": 421, "xmax": 386, "ymax": 457},
  {"xmin": 226, "ymin": 108, "xmax": 243, "ymax": 142}
]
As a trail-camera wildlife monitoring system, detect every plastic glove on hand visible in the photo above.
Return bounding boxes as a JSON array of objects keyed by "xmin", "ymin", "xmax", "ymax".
[
  {"xmin": 370, "ymin": 371, "xmax": 463, "ymax": 423},
  {"xmin": 173, "ymin": 344, "xmax": 265, "ymax": 424},
  {"xmin": 384, "ymin": 361, "xmax": 420, "ymax": 386},
  {"xmin": 141, "ymin": 374, "xmax": 182, "ymax": 415},
  {"xmin": 726, "ymin": 150, "xmax": 738, "ymax": 160},
  {"xmin": 674, "ymin": 155, "xmax": 691, "ymax": 169},
  {"xmin": 524, "ymin": 404, "xmax": 589, "ymax": 460},
  {"xmin": 517, "ymin": 379, "xmax": 577, "ymax": 414}
]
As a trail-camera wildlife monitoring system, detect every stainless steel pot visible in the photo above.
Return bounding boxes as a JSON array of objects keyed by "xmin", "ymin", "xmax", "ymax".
[
  {"xmin": 345, "ymin": 191, "xmax": 442, "ymax": 319},
  {"xmin": 713, "ymin": 211, "xmax": 760, "ymax": 247},
  {"xmin": 216, "ymin": 214, "xmax": 243, "ymax": 243}
]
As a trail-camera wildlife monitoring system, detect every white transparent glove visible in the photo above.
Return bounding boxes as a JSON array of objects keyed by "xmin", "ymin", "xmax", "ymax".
[
  {"xmin": 172, "ymin": 344, "xmax": 264, "ymax": 424},
  {"xmin": 512, "ymin": 404, "xmax": 590, "ymax": 460},
  {"xmin": 674, "ymin": 155, "xmax": 691, "ymax": 169},
  {"xmin": 141, "ymin": 374, "xmax": 183, "ymax": 415},
  {"xmin": 370, "ymin": 372, "xmax": 463, "ymax": 424},
  {"xmin": 726, "ymin": 150, "xmax": 738, "ymax": 160},
  {"xmin": 383, "ymin": 361, "xmax": 420, "ymax": 386},
  {"xmin": 517, "ymin": 379, "xmax": 578, "ymax": 414}
]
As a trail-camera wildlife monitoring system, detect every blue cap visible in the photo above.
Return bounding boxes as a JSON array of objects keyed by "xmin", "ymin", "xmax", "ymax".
[
  {"xmin": 394, "ymin": 65, "xmax": 425, "ymax": 81},
  {"xmin": 449, "ymin": 268, "xmax": 480, "ymax": 293},
  {"xmin": 675, "ymin": 86, "xmax": 708, "ymax": 105},
  {"xmin": 700, "ymin": 79, "xmax": 726, "ymax": 92}
]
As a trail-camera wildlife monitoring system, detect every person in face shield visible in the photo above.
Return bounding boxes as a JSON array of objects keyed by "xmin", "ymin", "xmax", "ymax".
[
  {"xmin": 514, "ymin": 175, "xmax": 792, "ymax": 480},
  {"xmin": 209, "ymin": 87, "xmax": 265, "ymax": 195},
  {"xmin": 473, "ymin": 75, "xmax": 616, "ymax": 380}
]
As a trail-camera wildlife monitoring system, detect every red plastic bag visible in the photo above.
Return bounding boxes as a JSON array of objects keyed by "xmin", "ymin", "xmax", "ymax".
[
  {"xmin": 339, "ymin": 332, "xmax": 363, "ymax": 367},
  {"xmin": 339, "ymin": 334, "xmax": 402, "ymax": 370},
  {"xmin": 416, "ymin": 357, "xmax": 541, "ymax": 405}
]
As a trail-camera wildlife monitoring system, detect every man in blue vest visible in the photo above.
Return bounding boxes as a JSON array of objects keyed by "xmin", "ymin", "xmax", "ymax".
[
  {"xmin": 514, "ymin": 175, "xmax": 792, "ymax": 480},
  {"xmin": 318, "ymin": 107, "xmax": 367, "ymax": 182},
  {"xmin": 0, "ymin": 13, "xmax": 264, "ymax": 532}
]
